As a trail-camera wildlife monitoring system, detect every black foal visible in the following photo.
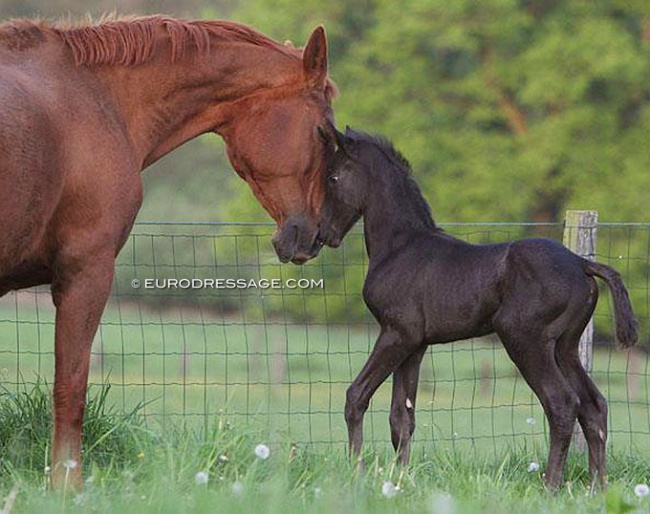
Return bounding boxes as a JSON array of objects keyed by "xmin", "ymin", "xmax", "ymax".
[{"xmin": 319, "ymin": 126, "xmax": 637, "ymax": 491}]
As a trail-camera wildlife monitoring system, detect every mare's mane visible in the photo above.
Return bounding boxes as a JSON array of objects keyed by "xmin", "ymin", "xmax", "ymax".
[{"xmin": 0, "ymin": 15, "xmax": 294, "ymax": 66}]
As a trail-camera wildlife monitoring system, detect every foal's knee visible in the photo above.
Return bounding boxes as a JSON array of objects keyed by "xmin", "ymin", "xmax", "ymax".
[
  {"xmin": 389, "ymin": 408, "xmax": 415, "ymax": 449},
  {"xmin": 548, "ymin": 391, "xmax": 581, "ymax": 431},
  {"xmin": 583, "ymin": 393, "xmax": 608, "ymax": 439},
  {"xmin": 389, "ymin": 404, "xmax": 415, "ymax": 433},
  {"xmin": 345, "ymin": 386, "xmax": 368, "ymax": 426}
]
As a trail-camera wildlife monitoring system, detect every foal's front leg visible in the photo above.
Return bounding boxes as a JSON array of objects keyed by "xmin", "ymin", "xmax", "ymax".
[
  {"xmin": 345, "ymin": 328, "xmax": 416, "ymax": 460},
  {"xmin": 389, "ymin": 345, "xmax": 427, "ymax": 464}
]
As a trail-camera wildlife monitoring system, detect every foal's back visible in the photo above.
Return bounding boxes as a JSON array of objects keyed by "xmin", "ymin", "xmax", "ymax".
[{"xmin": 364, "ymin": 232, "xmax": 592, "ymax": 345}]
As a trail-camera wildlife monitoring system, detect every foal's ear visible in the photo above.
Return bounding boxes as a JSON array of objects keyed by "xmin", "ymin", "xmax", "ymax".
[
  {"xmin": 303, "ymin": 26, "xmax": 328, "ymax": 89},
  {"xmin": 332, "ymin": 126, "xmax": 356, "ymax": 157}
]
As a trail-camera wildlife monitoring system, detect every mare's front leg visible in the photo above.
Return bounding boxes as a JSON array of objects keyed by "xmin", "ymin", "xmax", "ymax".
[
  {"xmin": 50, "ymin": 249, "xmax": 117, "ymax": 490},
  {"xmin": 389, "ymin": 345, "xmax": 427, "ymax": 464},
  {"xmin": 345, "ymin": 328, "xmax": 417, "ymax": 461}
]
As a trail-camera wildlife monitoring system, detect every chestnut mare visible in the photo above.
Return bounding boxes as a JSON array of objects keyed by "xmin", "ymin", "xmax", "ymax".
[{"xmin": 0, "ymin": 15, "xmax": 335, "ymax": 487}]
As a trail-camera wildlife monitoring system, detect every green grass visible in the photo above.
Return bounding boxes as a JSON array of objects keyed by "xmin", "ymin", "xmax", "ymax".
[
  {"xmin": 2, "ymin": 407, "xmax": 650, "ymax": 514},
  {"xmin": 1, "ymin": 298, "xmax": 649, "ymax": 458},
  {"xmin": 1, "ymin": 291, "xmax": 650, "ymax": 512}
]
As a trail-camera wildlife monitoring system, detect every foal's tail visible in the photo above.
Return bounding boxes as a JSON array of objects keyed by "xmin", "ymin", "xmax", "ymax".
[{"xmin": 586, "ymin": 261, "xmax": 638, "ymax": 349}]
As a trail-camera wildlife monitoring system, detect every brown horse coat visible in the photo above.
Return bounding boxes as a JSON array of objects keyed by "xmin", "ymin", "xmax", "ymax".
[{"xmin": 0, "ymin": 15, "xmax": 335, "ymax": 488}]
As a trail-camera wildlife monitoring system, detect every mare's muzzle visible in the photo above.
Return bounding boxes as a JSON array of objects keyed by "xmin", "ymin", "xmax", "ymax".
[{"xmin": 272, "ymin": 215, "xmax": 323, "ymax": 264}]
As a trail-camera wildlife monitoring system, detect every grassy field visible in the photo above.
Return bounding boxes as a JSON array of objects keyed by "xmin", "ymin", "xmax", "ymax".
[
  {"xmin": 2, "ymin": 414, "xmax": 650, "ymax": 514},
  {"xmin": 1, "ymin": 293, "xmax": 649, "ymax": 459},
  {"xmin": 1, "ymin": 230, "xmax": 650, "ymax": 512}
]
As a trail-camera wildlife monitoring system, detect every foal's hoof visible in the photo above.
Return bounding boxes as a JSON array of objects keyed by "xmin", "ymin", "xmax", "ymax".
[{"xmin": 542, "ymin": 474, "xmax": 561, "ymax": 495}]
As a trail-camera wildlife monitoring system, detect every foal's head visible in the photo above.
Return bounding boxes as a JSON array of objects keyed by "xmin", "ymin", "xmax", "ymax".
[
  {"xmin": 222, "ymin": 27, "xmax": 336, "ymax": 264},
  {"xmin": 320, "ymin": 126, "xmax": 434, "ymax": 248},
  {"xmin": 319, "ymin": 126, "xmax": 396, "ymax": 247}
]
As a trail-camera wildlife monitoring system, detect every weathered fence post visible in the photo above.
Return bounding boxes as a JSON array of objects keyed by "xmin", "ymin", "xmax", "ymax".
[{"xmin": 563, "ymin": 210, "xmax": 598, "ymax": 450}]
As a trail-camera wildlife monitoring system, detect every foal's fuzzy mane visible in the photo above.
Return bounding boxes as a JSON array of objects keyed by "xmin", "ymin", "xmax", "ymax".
[
  {"xmin": 0, "ymin": 15, "xmax": 295, "ymax": 66},
  {"xmin": 348, "ymin": 130, "xmax": 438, "ymax": 230}
]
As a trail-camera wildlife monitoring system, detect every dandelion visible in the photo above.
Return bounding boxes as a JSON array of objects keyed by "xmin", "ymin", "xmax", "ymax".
[
  {"xmin": 526, "ymin": 417, "xmax": 536, "ymax": 425},
  {"xmin": 381, "ymin": 481, "xmax": 399, "ymax": 499},
  {"xmin": 232, "ymin": 480, "xmax": 244, "ymax": 495},
  {"xmin": 195, "ymin": 471, "xmax": 209, "ymax": 485},
  {"xmin": 254, "ymin": 443, "xmax": 270, "ymax": 460},
  {"xmin": 63, "ymin": 459, "xmax": 78, "ymax": 470},
  {"xmin": 634, "ymin": 484, "xmax": 650, "ymax": 498},
  {"xmin": 218, "ymin": 454, "xmax": 229, "ymax": 463},
  {"xmin": 528, "ymin": 461, "xmax": 540, "ymax": 473}
]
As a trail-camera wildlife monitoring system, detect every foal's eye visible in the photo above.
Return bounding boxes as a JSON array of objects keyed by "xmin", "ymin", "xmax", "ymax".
[{"xmin": 328, "ymin": 175, "xmax": 339, "ymax": 184}]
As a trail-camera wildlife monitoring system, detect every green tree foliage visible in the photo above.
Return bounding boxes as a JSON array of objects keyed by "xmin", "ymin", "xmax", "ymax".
[{"xmin": 2, "ymin": 1, "xmax": 649, "ymax": 330}]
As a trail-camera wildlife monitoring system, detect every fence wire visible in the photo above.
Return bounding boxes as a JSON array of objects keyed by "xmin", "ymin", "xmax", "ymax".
[{"xmin": 0, "ymin": 222, "xmax": 648, "ymax": 456}]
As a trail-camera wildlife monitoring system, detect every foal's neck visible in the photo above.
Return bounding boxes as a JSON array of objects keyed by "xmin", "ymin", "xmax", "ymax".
[
  {"xmin": 94, "ymin": 38, "xmax": 300, "ymax": 168},
  {"xmin": 362, "ymin": 168, "xmax": 438, "ymax": 261}
]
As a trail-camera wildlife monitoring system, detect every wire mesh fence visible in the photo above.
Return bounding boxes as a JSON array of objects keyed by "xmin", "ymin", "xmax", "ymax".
[{"xmin": 0, "ymin": 221, "xmax": 648, "ymax": 456}]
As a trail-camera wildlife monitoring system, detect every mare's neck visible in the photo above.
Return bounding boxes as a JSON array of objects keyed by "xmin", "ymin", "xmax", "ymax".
[
  {"xmin": 362, "ymin": 171, "xmax": 438, "ymax": 261},
  {"xmin": 94, "ymin": 37, "xmax": 300, "ymax": 168}
]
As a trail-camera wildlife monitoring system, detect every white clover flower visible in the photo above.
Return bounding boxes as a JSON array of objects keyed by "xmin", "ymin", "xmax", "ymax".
[
  {"xmin": 314, "ymin": 487, "xmax": 323, "ymax": 498},
  {"xmin": 218, "ymin": 454, "xmax": 229, "ymax": 463},
  {"xmin": 73, "ymin": 492, "xmax": 88, "ymax": 506},
  {"xmin": 430, "ymin": 492, "xmax": 456, "ymax": 514},
  {"xmin": 528, "ymin": 461, "xmax": 540, "ymax": 473},
  {"xmin": 44, "ymin": 466, "xmax": 51, "ymax": 475},
  {"xmin": 634, "ymin": 483, "xmax": 650, "ymax": 498},
  {"xmin": 254, "ymin": 443, "xmax": 270, "ymax": 460},
  {"xmin": 195, "ymin": 471, "xmax": 209, "ymax": 485},
  {"xmin": 381, "ymin": 481, "xmax": 399, "ymax": 499},
  {"xmin": 232, "ymin": 480, "xmax": 244, "ymax": 495},
  {"xmin": 63, "ymin": 459, "xmax": 78, "ymax": 470},
  {"xmin": 526, "ymin": 417, "xmax": 536, "ymax": 425}
]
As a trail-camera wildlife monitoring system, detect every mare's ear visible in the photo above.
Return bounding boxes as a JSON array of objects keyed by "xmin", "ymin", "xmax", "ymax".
[
  {"xmin": 303, "ymin": 26, "xmax": 328, "ymax": 88},
  {"xmin": 317, "ymin": 118, "xmax": 337, "ymax": 147}
]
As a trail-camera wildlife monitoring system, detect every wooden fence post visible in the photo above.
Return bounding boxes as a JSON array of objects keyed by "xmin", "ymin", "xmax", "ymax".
[{"xmin": 563, "ymin": 210, "xmax": 598, "ymax": 450}]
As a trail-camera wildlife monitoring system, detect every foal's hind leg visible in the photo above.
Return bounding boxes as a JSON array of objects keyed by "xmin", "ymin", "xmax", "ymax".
[
  {"xmin": 345, "ymin": 328, "xmax": 417, "ymax": 461},
  {"xmin": 389, "ymin": 345, "xmax": 427, "ymax": 464},
  {"xmin": 495, "ymin": 323, "xmax": 580, "ymax": 491},
  {"xmin": 555, "ymin": 330, "xmax": 608, "ymax": 489}
]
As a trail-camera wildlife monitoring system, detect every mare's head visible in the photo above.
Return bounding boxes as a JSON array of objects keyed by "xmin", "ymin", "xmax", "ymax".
[{"xmin": 222, "ymin": 27, "xmax": 335, "ymax": 264}]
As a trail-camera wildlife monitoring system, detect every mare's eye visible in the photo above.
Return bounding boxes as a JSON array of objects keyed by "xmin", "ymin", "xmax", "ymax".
[{"xmin": 328, "ymin": 175, "xmax": 339, "ymax": 184}]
